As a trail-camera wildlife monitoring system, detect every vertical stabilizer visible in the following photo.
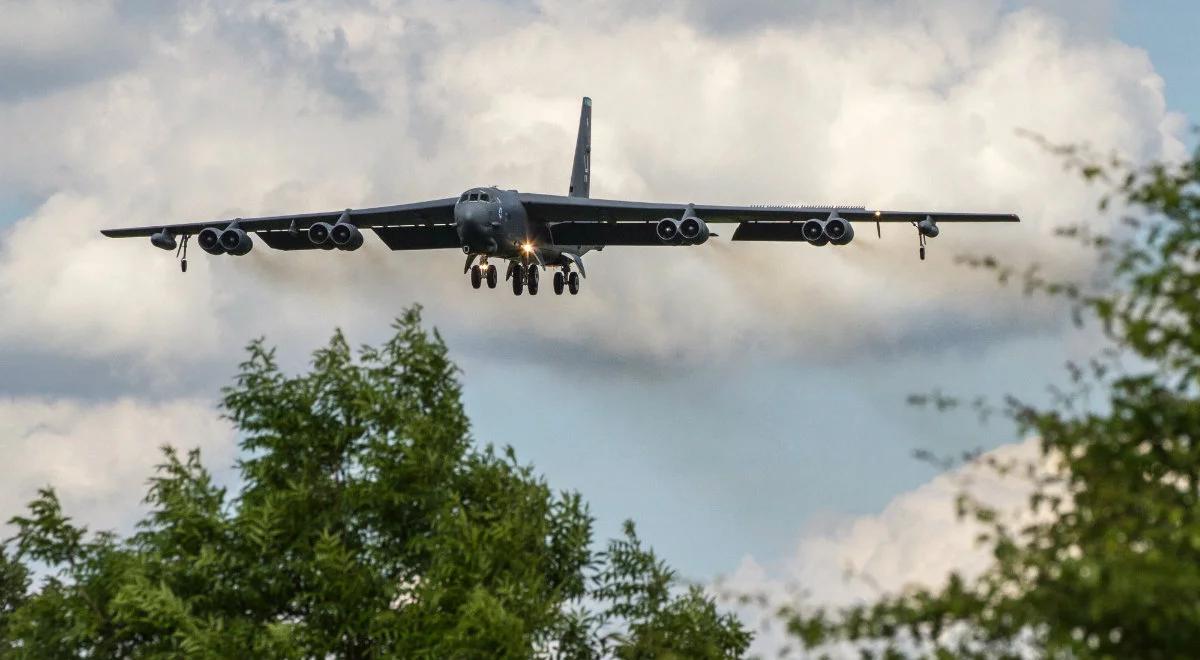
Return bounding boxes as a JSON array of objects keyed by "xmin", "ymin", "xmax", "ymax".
[{"xmin": 569, "ymin": 97, "xmax": 591, "ymax": 198}]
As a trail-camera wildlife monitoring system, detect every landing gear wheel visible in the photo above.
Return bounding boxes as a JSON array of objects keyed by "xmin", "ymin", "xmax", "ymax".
[
  {"xmin": 470, "ymin": 264, "xmax": 482, "ymax": 289},
  {"xmin": 553, "ymin": 271, "xmax": 565, "ymax": 295},
  {"xmin": 485, "ymin": 264, "xmax": 497, "ymax": 288},
  {"xmin": 527, "ymin": 267, "xmax": 540, "ymax": 296},
  {"xmin": 567, "ymin": 271, "xmax": 580, "ymax": 295},
  {"xmin": 512, "ymin": 266, "xmax": 525, "ymax": 295}
]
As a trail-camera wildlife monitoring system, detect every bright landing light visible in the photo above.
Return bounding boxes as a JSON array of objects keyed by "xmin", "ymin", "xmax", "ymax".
[{"xmin": 521, "ymin": 242, "xmax": 534, "ymax": 254}]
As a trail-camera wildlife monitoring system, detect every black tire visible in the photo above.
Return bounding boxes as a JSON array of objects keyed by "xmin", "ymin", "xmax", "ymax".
[
  {"xmin": 553, "ymin": 271, "xmax": 565, "ymax": 295},
  {"xmin": 485, "ymin": 264, "xmax": 498, "ymax": 288},
  {"xmin": 512, "ymin": 267, "xmax": 524, "ymax": 295},
  {"xmin": 527, "ymin": 267, "xmax": 539, "ymax": 295},
  {"xmin": 568, "ymin": 271, "xmax": 580, "ymax": 295},
  {"xmin": 470, "ymin": 265, "xmax": 482, "ymax": 289}
]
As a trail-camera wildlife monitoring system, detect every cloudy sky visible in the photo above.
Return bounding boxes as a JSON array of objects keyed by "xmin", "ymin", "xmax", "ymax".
[{"xmin": 0, "ymin": 0, "xmax": 1195, "ymax": 644}]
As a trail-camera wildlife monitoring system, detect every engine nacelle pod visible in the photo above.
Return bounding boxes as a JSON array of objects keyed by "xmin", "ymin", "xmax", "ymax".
[
  {"xmin": 331, "ymin": 222, "xmax": 363, "ymax": 251},
  {"xmin": 823, "ymin": 216, "xmax": 854, "ymax": 245},
  {"xmin": 656, "ymin": 218, "xmax": 682, "ymax": 245},
  {"xmin": 219, "ymin": 227, "xmax": 253, "ymax": 256},
  {"xmin": 197, "ymin": 227, "xmax": 226, "ymax": 255},
  {"xmin": 802, "ymin": 218, "xmax": 829, "ymax": 246},
  {"xmin": 150, "ymin": 230, "xmax": 176, "ymax": 251},
  {"xmin": 918, "ymin": 217, "xmax": 939, "ymax": 238},
  {"xmin": 679, "ymin": 216, "xmax": 710, "ymax": 245}
]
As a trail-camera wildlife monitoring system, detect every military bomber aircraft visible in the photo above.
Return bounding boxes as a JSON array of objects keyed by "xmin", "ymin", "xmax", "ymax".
[{"xmin": 102, "ymin": 97, "xmax": 1019, "ymax": 296}]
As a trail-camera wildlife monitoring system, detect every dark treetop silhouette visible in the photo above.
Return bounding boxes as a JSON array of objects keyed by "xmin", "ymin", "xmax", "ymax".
[{"xmin": 0, "ymin": 308, "xmax": 750, "ymax": 658}]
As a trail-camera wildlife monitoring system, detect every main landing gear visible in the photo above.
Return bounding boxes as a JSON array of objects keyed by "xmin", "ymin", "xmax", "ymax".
[
  {"xmin": 472, "ymin": 260, "xmax": 581, "ymax": 296},
  {"xmin": 527, "ymin": 266, "xmax": 540, "ymax": 295},
  {"xmin": 552, "ymin": 270, "xmax": 580, "ymax": 295},
  {"xmin": 511, "ymin": 263, "xmax": 539, "ymax": 296},
  {"xmin": 469, "ymin": 262, "xmax": 498, "ymax": 290}
]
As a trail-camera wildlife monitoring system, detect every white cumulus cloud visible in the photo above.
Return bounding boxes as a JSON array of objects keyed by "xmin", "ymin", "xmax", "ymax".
[
  {"xmin": 721, "ymin": 437, "xmax": 1052, "ymax": 656},
  {"xmin": 0, "ymin": 397, "xmax": 237, "ymax": 537},
  {"xmin": 0, "ymin": 0, "xmax": 1186, "ymax": 375}
]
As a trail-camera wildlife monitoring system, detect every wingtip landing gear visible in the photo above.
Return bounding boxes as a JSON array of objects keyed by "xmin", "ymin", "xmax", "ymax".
[
  {"xmin": 915, "ymin": 216, "xmax": 937, "ymax": 261},
  {"xmin": 177, "ymin": 235, "xmax": 190, "ymax": 273}
]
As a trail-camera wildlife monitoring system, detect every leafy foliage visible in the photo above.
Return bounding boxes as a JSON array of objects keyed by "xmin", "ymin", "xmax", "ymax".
[
  {"xmin": 1, "ymin": 307, "xmax": 749, "ymax": 658},
  {"xmin": 779, "ymin": 142, "xmax": 1200, "ymax": 657}
]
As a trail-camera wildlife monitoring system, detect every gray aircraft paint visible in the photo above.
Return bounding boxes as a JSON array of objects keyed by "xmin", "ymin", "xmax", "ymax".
[
  {"xmin": 101, "ymin": 97, "xmax": 1020, "ymax": 292},
  {"xmin": 569, "ymin": 97, "xmax": 592, "ymax": 198}
]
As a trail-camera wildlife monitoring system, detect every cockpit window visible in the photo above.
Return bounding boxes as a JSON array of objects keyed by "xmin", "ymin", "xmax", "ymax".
[
  {"xmin": 469, "ymin": 193, "xmax": 479, "ymax": 201},
  {"xmin": 460, "ymin": 193, "xmax": 469, "ymax": 201},
  {"xmin": 480, "ymin": 193, "xmax": 490, "ymax": 202}
]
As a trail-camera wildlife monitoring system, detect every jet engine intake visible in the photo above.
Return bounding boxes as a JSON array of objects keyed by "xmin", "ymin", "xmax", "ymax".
[
  {"xmin": 802, "ymin": 218, "xmax": 829, "ymax": 246},
  {"xmin": 197, "ymin": 227, "xmax": 226, "ymax": 255},
  {"xmin": 679, "ymin": 216, "xmax": 710, "ymax": 245},
  {"xmin": 219, "ymin": 227, "xmax": 253, "ymax": 255},
  {"xmin": 331, "ymin": 222, "xmax": 363, "ymax": 251},
  {"xmin": 309, "ymin": 222, "xmax": 333, "ymax": 245},
  {"xmin": 656, "ymin": 218, "xmax": 682, "ymax": 245},
  {"xmin": 823, "ymin": 215, "xmax": 854, "ymax": 245}
]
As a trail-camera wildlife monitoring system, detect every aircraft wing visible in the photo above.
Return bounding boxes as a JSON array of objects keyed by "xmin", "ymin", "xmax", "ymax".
[
  {"xmin": 100, "ymin": 198, "xmax": 460, "ymax": 250},
  {"xmin": 520, "ymin": 193, "xmax": 1018, "ymax": 225}
]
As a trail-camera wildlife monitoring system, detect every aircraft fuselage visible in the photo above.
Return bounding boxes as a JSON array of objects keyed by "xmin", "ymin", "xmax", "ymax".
[
  {"xmin": 455, "ymin": 187, "xmax": 576, "ymax": 267},
  {"xmin": 99, "ymin": 96, "xmax": 1019, "ymax": 296}
]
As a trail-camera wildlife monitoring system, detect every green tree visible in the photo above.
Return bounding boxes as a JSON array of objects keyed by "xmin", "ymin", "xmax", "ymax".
[
  {"xmin": 778, "ymin": 143, "xmax": 1200, "ymax": 657},
  {"xmin": 0, "ymin": 545, "xmax": 29, "ymax": 655},
  {"xmin": 1, "ymin": 307, "xmax": 750, "ymax": 658}
]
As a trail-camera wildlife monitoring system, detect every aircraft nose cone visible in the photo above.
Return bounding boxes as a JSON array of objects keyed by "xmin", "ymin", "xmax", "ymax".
[{"xmin": 456, "ymin": 204, "xmax": 495, "ymax": 253}]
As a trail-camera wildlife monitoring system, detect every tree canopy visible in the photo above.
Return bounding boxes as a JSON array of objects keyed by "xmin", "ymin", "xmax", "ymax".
[
  {"xmin": 778, "ymin": 142, "xmax": 1200, "ymax": 657},
  {"xmin": 0, "ymin": 307, "xmax": 750, "ymax": 658}
]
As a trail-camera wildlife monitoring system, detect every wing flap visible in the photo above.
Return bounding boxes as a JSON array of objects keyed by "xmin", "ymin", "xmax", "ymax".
[
  {"xmin": 257, "ymin": 231, "xmax": 330, "ymax": 251},
  {"xmin": 372, "ymin": 225, "xmax": 461, "ymax": 250},
  {"xmin": 730, "ymin": 222, "xmax": 810, "ymax": 242},
  {"xmin": 549, "ymin": 222, "xmax": 662, "ymax": 246}
]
